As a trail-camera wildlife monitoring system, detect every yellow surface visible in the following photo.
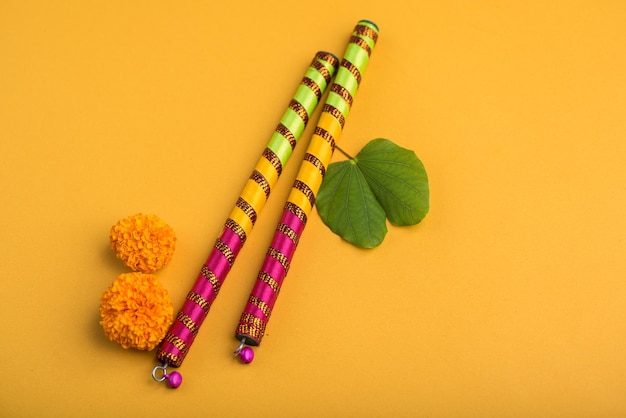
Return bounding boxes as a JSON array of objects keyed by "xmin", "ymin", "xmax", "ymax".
[{"xmin": 1, "ymin": 1, "xmax": 625, "ymax": 416}]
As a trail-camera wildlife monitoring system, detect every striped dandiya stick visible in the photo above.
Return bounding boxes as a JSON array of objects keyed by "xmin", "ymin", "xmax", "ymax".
[
  {"xmin": 152, "ymin": 51, "xmax": 339, "ymax": 387},
  {"xmin": 234, "ymin": 20, "xmax": 380, "ymax": 363}
]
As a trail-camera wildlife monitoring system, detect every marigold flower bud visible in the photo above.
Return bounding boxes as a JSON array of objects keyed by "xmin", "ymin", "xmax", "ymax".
[
  {"xmin": 99, "ymin": 272, "xmax": 173, "ymax": 350},
  {"xmin": 110, "ymin": 213, "xmax": 176, "ymax": 273}
]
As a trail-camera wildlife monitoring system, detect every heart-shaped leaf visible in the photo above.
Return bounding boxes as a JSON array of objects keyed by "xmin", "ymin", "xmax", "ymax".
[
  {"xmin": 316, "ymin": 138, "xmax": 429, "ymax": 247},
  {"xmin": 315, "ymin": 160, "xmax": 387, "ymax": 248},
  {"xmin": 356, "ymin": 138, "xmax": 429, "ymax": 226}
]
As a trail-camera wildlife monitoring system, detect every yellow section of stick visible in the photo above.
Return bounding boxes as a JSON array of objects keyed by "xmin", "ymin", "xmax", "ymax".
[
  {"xmin": 297, "ymin": 162, "xmax": 324, "ymax": 195},
  {"xmin": 254, "ymin": 155, "xmax": 279, "ymax": 187},
  {"xmin": 306, "ymin": 136, "xmax": 334, "ymax": 167},
  {"xmin": 229, "ymin": 207, "xmax": 254, "ymax": 236},
  {"xmin": 240, "ymin": 180, "xmax": 267, "ymax": 213},
  {"xmin": 287, "ymin": 188, "xmax": 314, "ymax": 214}
]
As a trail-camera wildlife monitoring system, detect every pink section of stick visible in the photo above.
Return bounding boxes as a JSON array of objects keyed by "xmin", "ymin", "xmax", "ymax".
[
  {"xmin": 189, "ymin": 271, "xmax": 218, "ymax": 302},
  {"xmin": 168, "ymin": 321, "xmax": 195, "ymax": 346},
  {"xmin": 280, "ymin": 210, "xmax": 306, "ymax": 236},
  {"xmin": 260, "ymin": 253, "xmax": 287, "ymax": 284},
  {"xmin": 159, "ymin": 341, "xmax": 185, "ymax": 358},
  {"xmin": 219, "ymin": 227, "xmax": 244, "ymax": 257},
  {"xmin": 271, "ymin": 231, "xmax": 296, "ymax": 260},
  {"xmin": 182, "ymin": 299, "xmax": 208, "ymax": 327},
  {"xmin": 244, "ymin": 302, "xmax": 270, "ymax": 321}
]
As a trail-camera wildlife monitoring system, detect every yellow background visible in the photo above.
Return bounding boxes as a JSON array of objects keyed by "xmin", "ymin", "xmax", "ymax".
[{"xmin": 1, "ymin": 1, "xmax": 625, "ymax": 416}]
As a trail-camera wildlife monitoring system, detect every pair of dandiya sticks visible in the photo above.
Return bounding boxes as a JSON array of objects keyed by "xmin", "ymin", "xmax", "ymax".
[{"xmin": 152, "ymin": 19, "xmax": 380, "ymax": 388}]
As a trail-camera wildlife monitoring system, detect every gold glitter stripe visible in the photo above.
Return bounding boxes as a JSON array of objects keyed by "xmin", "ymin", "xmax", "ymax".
[
  {"xmin": 214, "ymin": 238, "xmax": 235, "ymax": 266},
  {"xmin": 301, "ymin": 76, "xmax": 322, "ymax": 101},
  {"xmin": 225, "ymin": 218, "xmax": 247, "ymax": 244},
  {"xmin": 355, "ymin": 24, "xmax": 379, "ymax": 43},
  {"xmin": 236, "ymin": 322, "xmax": 265, "ymax": 342},
  {"xmin": 262, "ymin": 147, "xmax": 283, "ymax": 176},
  {"xmin": 303, "ymin": 153, "xmax": 326, "ymax": 177},
  {"xmin": 250, "ymin": 169, "xmax": 271, "ymax": 198},
  {"xmin": 186, "ymin": 291, "xmax": 210, "ymax": 315},
  {"xmin": 293, "ymin": 179, "xmax": 316, "ymax": 207},
  {"xmin": 163, "ymin": 332, "xmax": 189, "ymax": 355},
  {"xmin": 349, "ymin": 35, "xmax": 372, "ymax": 56},
  {"xmin": 284, "ymin": 201, "xmax": 308, "ymax": 225},
  {"xmin": 341, "ymin": 59, "xmax": 362, "ymax": 84},
  {"xmin": 177, "ymin": 311, "xmax": 200, "ymax": 338},
  {"xmin": 268, "ymin": 247, "xmax": 290, "ymax": 273},
  {"xmin": 275, "ymin": 123, "xmax": 297, "ymax": 150},
  {"xmin": 277, "ymin": 222, "xmax": 299, "ymax": 246},
  {"xmin": 314, "ymin": 126, "xmax": 336, "ymax": 151},
  {"xmin": 249, "ymin": 295, "xmax": 272, "ymax": 318},
  {"xmin": 156, "ymin": 350, "xmax": 183, "ymax": 367},
  {"xmin": 315, "ymin": 51, "xmax": 339, "ymax": 69},
  {"xmin": 311, "ymin": 59, "xmax": 332, "ymax": 84},
  {"xmin": 236, "ymin": 196, "xmax": 258, "ymax": 224},
  {"xmin": 322, "ymin": 104, "xmax": 346, "ymax": 128},
  {"xmin": 201, "ymin": 266, "xmax": 221, "ymax": 296},
  {"xmin": 331, "ymin": 84, "xmax": 354, "ymax": 108},
  {"xmin": 288, "ymin": 99, "xmax": 309, "ymax": 124},
  {"xmin": 240, "ymin": 312, "xmax": 267, "ymax": 329},
  {"xmin": 257, "ymin": 271, "xmax": 281, "ymax": 294}
]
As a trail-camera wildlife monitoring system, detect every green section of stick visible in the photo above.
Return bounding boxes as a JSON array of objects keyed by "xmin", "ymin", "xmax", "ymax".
[{"xmin": 267, "ymin": 53, "xmax": 339, "ymax": 166}]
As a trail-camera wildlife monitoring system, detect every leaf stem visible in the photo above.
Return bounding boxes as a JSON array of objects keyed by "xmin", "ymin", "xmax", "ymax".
[{"xmin": 335, "ymin": 145, "xmax": 355, "ymax": 160}]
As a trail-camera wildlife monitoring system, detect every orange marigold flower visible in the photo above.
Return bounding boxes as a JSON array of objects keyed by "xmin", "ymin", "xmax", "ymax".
[
  {"xmin": 99, "ymin": 272, "xmax": 174, "ymax": 351},
  {"xmin": 110, "ymin": 213, "xmax": 176, "ymax": 273}
]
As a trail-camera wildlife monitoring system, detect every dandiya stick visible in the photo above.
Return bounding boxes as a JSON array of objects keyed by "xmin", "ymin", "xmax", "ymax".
[
  {"xmin": 152, "ymin": 51, "xmax": 339, "ymax": 387},
  {"xmin": 234, "ymin": 20, "xmax": 380, "ymax": 363}
]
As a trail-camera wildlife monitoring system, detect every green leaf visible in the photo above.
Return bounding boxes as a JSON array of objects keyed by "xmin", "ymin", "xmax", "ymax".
[
  {"xmin": 316, "ymin": 138, "xmax": 429, "ymax": 247},
  {"xmin": 355, "ymin": 138, "xmax": 429, "ymax": 226},
  {"xmin": 315, "ymin": 160, "xmax": 388, "ymax": 248}
]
